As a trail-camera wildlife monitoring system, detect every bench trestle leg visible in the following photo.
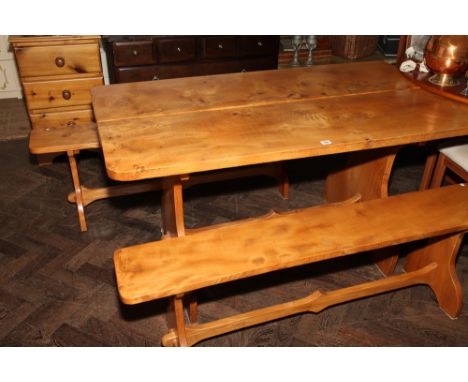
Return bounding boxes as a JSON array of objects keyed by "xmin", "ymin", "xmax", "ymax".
[
  {"xmin": 67, "ymin": 150, "xmax": 87, "ymax": 232},
  {"xmin": 164, "ymin": 294, "xmax": 188, "ymax": 347},
  {"xmin": 162, "ymin": 262, "xmax": 439, "ymax": 347},
  {"xmin": 187, "ymin": 294, "xmax": 198, "ymax": 324},
  {"xmin": 404, "ymin": 233, "xmax": 464, "ymax": 318}
]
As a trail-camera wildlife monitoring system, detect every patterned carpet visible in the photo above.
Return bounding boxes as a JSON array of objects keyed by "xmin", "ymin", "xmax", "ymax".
[
  {"xmin": 0, "ymin": 137, "xmax": 467, "ymax": 346},
  {"xmin": 0, "ymin": 98, "xmax": 30, "ymax": 141}
]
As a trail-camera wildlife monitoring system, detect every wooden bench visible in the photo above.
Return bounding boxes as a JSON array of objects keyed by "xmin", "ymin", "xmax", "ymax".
[
  {"xmin": 114, "ymin": 184, "xmax": 468, "ymax": 346},
  {"xmin": 29, "ymin": 123, "xmax": 288, "ymax": 232},
  {"xmin": 29, "ymin": 123, "xmax": 160, "ymax": 231}
]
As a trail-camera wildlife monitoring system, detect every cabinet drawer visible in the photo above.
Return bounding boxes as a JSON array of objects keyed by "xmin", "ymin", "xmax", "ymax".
[
  {"xmin": 30, "ymin": 108, "xmax": 94, "ymax": 129},
  {"xmin": 157, "ymin": 38, "xmax": 196, "ymax": 64},
  {"xmin": 239, "ymin": 57, "xmax": 278, "ymax": 72},
  {"xmin": 14, "ymin": 44, "xmax": 101, "ymax": 78},
  {"xmin": 201, "ymin": 36, "xmax": 237, "ymax": 59},
  {"xmin": 113, "ymin": 41, "xmax": 155, "ymax": 67},
  {"xmin": 239, "ymin": 36, "xmax": 279, "ymax": 57},
  {"xmin": 194, "ymin": 61, "xmax": 240, "ymax": 76},
  {"xmin": 23, "ymin": 77, "xmax": 103, "ymax": 109},
  {"xmin": 116, "ymin": 65, "xmax": 194, "ymax": 83}
]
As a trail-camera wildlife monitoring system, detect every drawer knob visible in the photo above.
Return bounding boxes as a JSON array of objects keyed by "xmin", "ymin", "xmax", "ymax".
[
  {"xmin": 177, "ymin": 47, "xmax": 182, "ymax": 52},
  {"xmin": 218, "ymin": 44, "xmax": 223, "ymax": 49},
  {"xmin": 257, "ymin": 41, "xmax": 263, "ymax": 47},
  {"xmin": 62, "ymin": 90, "xmax": 72, "ymax": 100},
  {"xmin": 67, "ymin": 120, "xmax": 76, "ymax": 127},
  {"xmin": 55, "ymin": 57, "xmax": 65, "ymax": 67},
  {"xmin": 132, "ymin": 50, "xmax": 139, "ymax": 56},
  {"xmin": 152, "ymin": 75, "xmax": 160, "ymax": 81}
]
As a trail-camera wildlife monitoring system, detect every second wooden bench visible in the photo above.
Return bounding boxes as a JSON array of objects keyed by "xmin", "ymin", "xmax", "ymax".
[
  {"xmin": 114, "ymin": 184, "xmax": 468, "ymax": 346},
  {"xmin": 29, "ymin": 123, "xmax": 288, "ymax": 232}
]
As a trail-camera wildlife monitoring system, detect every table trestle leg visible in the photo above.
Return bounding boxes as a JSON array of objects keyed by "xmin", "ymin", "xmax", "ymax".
[
  {"xmin": 275, "ymin": 162, "xmax": 289, "ymax": 199},
  {"xmin": 161, "ymin": 176, "xmax": 186, "ymax": 237},
  {"xmin": 326, "ymin": 147, "xmax": 400, "ymax": 276}
]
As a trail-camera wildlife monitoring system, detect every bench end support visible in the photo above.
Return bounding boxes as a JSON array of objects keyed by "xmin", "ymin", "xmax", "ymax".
[{"xmin": 404, "ymin": 233, "xmax": 464, "ymax": 318}]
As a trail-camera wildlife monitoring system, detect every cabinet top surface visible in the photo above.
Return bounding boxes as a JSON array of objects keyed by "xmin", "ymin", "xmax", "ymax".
[
  {"xmin": 93, "ymin": 61, "xmax": 468, "ymax": 181},
  {"xmin": 9, "ymin": 35, "xmax": 100, "ymax": 46}
]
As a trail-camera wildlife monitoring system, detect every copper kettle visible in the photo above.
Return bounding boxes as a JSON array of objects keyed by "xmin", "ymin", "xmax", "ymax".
[{"xmin": 424, "ymin": 35, "xmax": 468, "ymax": 86}]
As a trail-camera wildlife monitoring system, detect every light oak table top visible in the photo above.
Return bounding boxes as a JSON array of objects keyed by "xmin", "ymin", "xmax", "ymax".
[
  {"xmin": 92, "ymin": 61, "xmax": 468, "ymax": 181},
  {"xmin": 92, "ymin": 60, "xmax": 414, "ymax": 122}
]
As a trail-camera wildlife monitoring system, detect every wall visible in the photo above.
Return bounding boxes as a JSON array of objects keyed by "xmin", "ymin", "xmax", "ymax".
[{"xmin": 0, "ymin": 35, "xmax": 22, "ymax": 99}]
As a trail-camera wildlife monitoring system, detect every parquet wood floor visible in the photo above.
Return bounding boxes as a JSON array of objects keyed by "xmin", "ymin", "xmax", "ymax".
[
  {"xmin": 1, "ymin": 139, "xmax": 467, "ymax": 346},
  {"xmin": 0, "ymin": 99, "xmax": 30, "ymax": 141}
]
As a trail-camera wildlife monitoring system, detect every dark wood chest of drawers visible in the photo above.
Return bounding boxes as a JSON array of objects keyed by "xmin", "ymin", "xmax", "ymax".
[{"xmin": 103, "ymin": 36, "xmax": 280, "ymax": 83}]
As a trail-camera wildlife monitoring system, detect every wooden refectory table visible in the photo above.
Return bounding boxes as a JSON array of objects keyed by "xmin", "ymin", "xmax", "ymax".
[{"xmin": 92, "ymin": 61, "xmax": 468, "ymax": 274}]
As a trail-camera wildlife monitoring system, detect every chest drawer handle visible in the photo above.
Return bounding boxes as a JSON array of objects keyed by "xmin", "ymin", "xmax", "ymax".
[
  {"xmin": 177, "ymin": 47, "xmax": 182, "ymax": 53},
  {"xmin": 152, "ymin": 75, "xmax": 160, "ymax": 81},
  {"xmin": 132, "ymin": 50, "xmax": 139, "ymax": 56},
  {"xmin": 218, "ymin": 44, "xmax": 223, "ymax": 49},
  {"xmin": 62, "ymin": 90, "xmax": 72, "ymax": 100},
  {"xmin": 55, "ymin": 57, "xmax": 65, "ymax": 67},
  {"xmin": 257, "ymin": 41, "xmax": 263, "ymax": 47}
]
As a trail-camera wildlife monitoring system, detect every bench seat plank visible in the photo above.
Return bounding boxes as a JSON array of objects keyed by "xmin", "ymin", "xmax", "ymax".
[
  {"xmin": 29, "ymin": 122, "xmax": 100, "ymax": 154},
  {"xmin": 114, "ymin": 185, "xmax": 468, "ymax": 304}
]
